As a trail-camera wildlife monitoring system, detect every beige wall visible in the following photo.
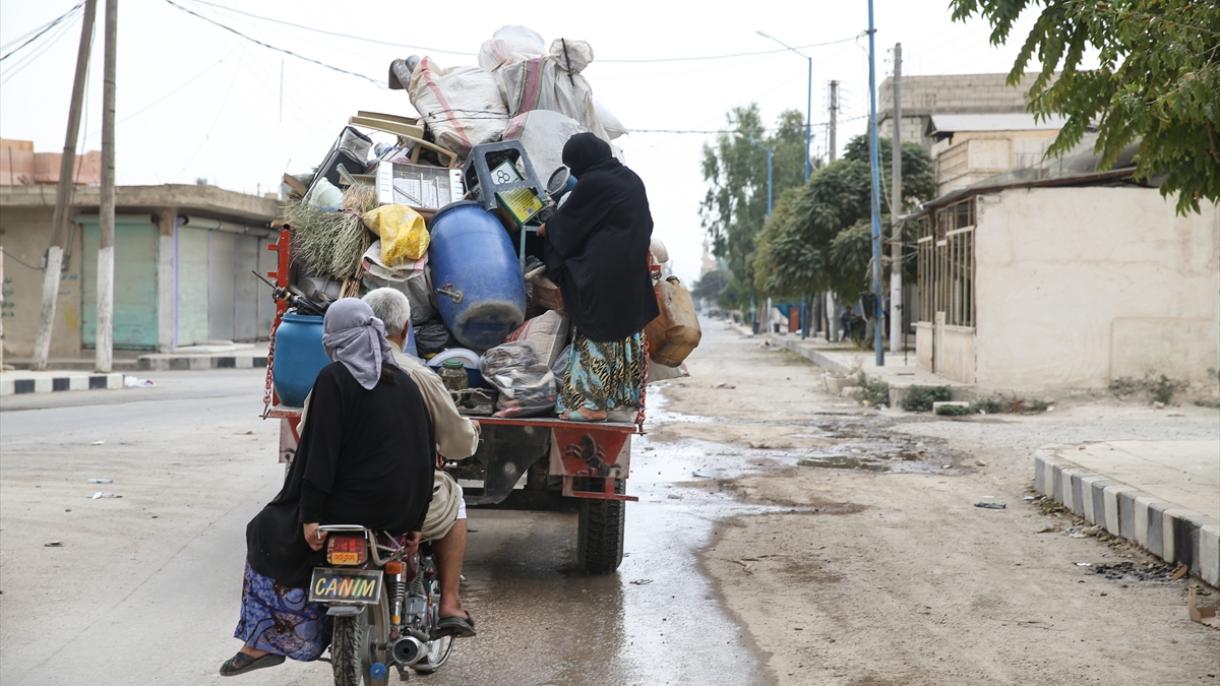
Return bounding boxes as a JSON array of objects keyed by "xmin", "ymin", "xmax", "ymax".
[
  {"xmin": 0, "ymin": 207, "xmax": 83, "ymax": 359},
  {"xmin": 935, "ymin": 322, "xmax": 978, "ymax": 384},
  {"xmin": 934, "ymin": 130, "xmax": 1060, "ymax": 195},
  {"xmin": 916, "ymin": 322, "xmax": 934, "ymax": 369},
  {"xmin": 973, "ymin": 187, "xmax": 1220, "ymax": 391}
]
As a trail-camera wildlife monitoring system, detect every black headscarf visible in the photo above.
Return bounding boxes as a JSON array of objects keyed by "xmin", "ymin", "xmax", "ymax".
[
  {"xmin": 562, "ymin": 132, "xmax": 614, "ymax": 177},
  {"xmin": 544, "ymin": 133, "xmax": 659, "ymax": 342}
]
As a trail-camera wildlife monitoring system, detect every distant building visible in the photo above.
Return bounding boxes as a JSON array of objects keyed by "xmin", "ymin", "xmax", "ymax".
[
  {"xmin": 927, "ymin": 112, "xmax": 1066, "ymax": 195},
  {"xmin": 878, "ymin": 73, "xmax": 1046, "ymax": 149},
  {"xmin": 908, "ymin": 144, "xmax": 1220, "ymax": 391},
  {"xmin": 0, "ymin": 138, "xmax": 101, "ymax": 186},
  {"xmin": 1, "ymin": 184, "xmax": 278, "ymax": 361},
  {"xmin": 876, "ymin": 73, "xmax": 1066, "ymax": 197}
]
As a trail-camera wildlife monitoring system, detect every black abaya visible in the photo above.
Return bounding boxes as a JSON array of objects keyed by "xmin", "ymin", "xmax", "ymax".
[
  {"xmin": 245, "ymin": 362, "xmax": 434, "ymax": 588},
  {"xmin": 543, "ymin": 133, "xmax": 659, "ymax": 343}
]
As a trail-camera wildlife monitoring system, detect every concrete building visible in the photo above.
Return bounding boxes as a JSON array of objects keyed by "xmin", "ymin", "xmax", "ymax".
[
  {"xmin": 1, "ymin": 184, "xmax": 279, "ymax": 361},
  {"xmin": 910, "ymin": 151, "xmax": 1220, "ymax": 392},
  {"xmin": 878, "ymin": 72, "xmax": 1045, "ymax": 149},
  {"xmin": 876, "ymin": 73, "xmax": 1067, "ymax": 197}
]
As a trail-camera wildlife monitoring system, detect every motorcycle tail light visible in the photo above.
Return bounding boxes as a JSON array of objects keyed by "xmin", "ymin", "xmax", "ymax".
[{"xmin": 326, "ymin": 534, "xmax": 367, "ymax": 566}]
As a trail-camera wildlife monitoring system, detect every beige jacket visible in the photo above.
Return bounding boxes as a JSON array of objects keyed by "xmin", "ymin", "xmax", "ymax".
[{"xmin": 392, "ymin": 350, "xmax": 480, "ymax": 460}]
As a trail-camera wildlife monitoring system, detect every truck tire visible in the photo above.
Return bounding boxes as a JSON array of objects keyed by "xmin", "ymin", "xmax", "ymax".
[{"xmin": 576, "ymin": 482, "xmax": 625, "ymax": 574}]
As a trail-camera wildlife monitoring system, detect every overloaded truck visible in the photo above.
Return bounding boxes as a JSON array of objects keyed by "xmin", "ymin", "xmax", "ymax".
[{"xmin": 258, "ymin": 28, "xmax": 700, "ymax": 577}]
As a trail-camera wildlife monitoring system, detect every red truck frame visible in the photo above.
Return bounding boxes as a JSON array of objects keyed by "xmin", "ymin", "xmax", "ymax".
[{"xmin": 260, "ymin": 228, "xmax": 643, "ymax": 573}]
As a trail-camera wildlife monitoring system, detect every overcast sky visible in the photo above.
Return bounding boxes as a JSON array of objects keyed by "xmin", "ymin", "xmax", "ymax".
[{"xmin": 0, "ymin": 0, "xmax": 1044, "ymax": 283}]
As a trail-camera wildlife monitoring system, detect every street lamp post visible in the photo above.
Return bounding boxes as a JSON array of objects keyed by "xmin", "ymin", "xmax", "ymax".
[
  {"xmin": 745, "ymin": 139, "xmax": 774, "ymax": 334},
  {"xmin": 751, "ymin": 142, "xmax": 774, "ymax": 217},
  {"xmin": 757, "ymin": 30, "xmax": 813, "ymax": 337},
  {"xmin": 866, "ymin": 0, "xmax": 885, "ymax": 366},
  {"xmin": 755, "ymin": 31, "xmax": 812, "ymax": 181}
]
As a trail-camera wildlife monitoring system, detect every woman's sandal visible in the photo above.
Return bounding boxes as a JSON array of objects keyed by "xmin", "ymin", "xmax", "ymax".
[
  {"xmin": 434, "ymin": 612, "xmax": 477, "ymax": 639},
  {"xmin": 219, "ymin": 651, "xmax": 285, "ymax": 677}
]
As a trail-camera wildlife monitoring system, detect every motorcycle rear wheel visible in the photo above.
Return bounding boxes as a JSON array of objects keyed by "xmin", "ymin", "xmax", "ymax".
[{"xmin": 330, "ymin": 610, "xmax": 387, "ymax": 686}]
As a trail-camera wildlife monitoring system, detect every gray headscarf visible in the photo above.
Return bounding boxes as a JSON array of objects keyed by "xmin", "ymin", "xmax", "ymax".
[{"xmin": 321, "ymin": 298, "xmax": 398, "ymax": 390}]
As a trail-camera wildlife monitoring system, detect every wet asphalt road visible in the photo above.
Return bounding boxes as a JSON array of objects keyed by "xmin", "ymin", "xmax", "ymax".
[{"xmin": 0, "ymin": 370, "xmax": 773, "ymax": 685}]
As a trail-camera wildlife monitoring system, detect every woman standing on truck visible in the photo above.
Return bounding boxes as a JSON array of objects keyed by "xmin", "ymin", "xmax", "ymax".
[
  {"xmin": 541, "ymin": 133, "xmax": 659, "ymax": 422},
  {"xmin": 218, "ymin": 298, "xmax": 435, "ymax": 677}
]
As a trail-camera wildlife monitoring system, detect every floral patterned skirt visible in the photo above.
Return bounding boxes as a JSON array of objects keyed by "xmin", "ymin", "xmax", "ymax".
[
  {"xmin": 234, "ymin": 562, "xmax": 330, "ymax": 661},
  {"xmin": 556, "ymin": 329, "xmax": 643, "ymax": 416}
]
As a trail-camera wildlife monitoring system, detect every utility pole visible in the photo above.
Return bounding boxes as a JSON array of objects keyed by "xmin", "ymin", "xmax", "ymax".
[
  {"xmin": 828, "ymin": 80, "xmax": 839, "ymax": 162},
  {"xmin": 95, "ymin": 0, "xmax": 118, "ymax": 373},
  {"xmin": 33, "ymin": 0, "xmax": 98, "ymax": 370},
  {"xmin": 888, "ymin": 43, "xmax": 903, "ymax": 354},
  {"xmin": 824, "ymin": 80, "xmax": 840, "ymax": 340},
  {"xmin": 866, "ymin": 0, "xmax": 885, "ymax": 366}
]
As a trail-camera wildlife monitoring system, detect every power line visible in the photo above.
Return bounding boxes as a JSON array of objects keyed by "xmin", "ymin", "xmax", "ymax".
[
  {"xmin": 0, "ymin": 2, "xmax": 76, "ymax": 52},
  {"xmin": 600, "ymin": 35, "xmax": 862, "ymax": 63},
  {"xmin": 162, "ymin": 0, "xmax": 382, "ymax": 85},
  {"xmin": 84, "ymin": 54, "xmax": 231, "ymax": 138},
  {"xmin": 184, "ymin": 0, "xmax": 473, "ymax": 56},
  {"xmin": 0, "ymin": 1, "xmax": 83, "ymax": 61},
  {"xmin": 0, "ymin": 11, "xmax": 82, "ymax": 85},
  {"xmin": 185, "ymin": 0, "xmax": 861, "ymax": 65}
]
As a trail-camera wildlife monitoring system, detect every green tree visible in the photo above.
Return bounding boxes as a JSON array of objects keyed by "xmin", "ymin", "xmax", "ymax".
[
  {"xmin": 949, "ymin": 0, "xmax": 1220, "ymax": 213},
  {"xmin": 700, "ymin": 105, "xmax": 810, "ymax": 296},
  {"xmin": 692, "ymin": 267, "xmax": 731, "ymax": 305},
  {"xmin": 753, "ymin": 136, "xmax": 935, "ymax": 302}
]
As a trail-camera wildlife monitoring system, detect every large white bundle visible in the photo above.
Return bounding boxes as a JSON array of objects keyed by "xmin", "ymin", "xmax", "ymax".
[
  {"xmin": 594, "ymin": 98, "xmax": 627, "ymax": 140},
  {"xmin": 408, "ymin": 57, "xmax": 509, "ymax": 157},
  {"xmin": 478, "ymin": 25, "xmax": 545, "ymax": 70},
  {"xmin": 493, "ymin": 39, "xmax": 607, "ymax": 140},
  {"xmin": 503, "ymin": 110, "xmax": 589, "ymax": 182}
]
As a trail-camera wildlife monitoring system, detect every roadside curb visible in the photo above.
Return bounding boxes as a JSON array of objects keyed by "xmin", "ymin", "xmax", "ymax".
[
  {"xmin": 0, "ymin": 372, "xmax": 126, "ymax": 397},
  {"xmin": 1034, "ymin": 447, "xmax": 1220, "ymax": 587},
  {"xmin": 772, "ymin": 337, "xmax": 853, "ymax": 374},
  {"xmin": 137, "ymin": 355, "xmax": 268, "ymax": 371}
]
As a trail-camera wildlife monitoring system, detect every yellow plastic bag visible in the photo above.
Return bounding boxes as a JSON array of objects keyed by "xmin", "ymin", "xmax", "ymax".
[{"xmin": 362, "ymin": 204, "xmax": 429, "ymax": 265}]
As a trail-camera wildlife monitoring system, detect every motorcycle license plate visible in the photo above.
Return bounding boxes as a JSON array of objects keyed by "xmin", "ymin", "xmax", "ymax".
[{"xmin": 308, "ymin": 567, "xmax": 383, "ymax": 605}]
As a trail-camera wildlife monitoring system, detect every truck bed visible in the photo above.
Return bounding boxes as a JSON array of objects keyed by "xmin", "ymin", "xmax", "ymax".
[{"xmin": 266, "ymin": 405, "xmax": 640, "ymax": 434}]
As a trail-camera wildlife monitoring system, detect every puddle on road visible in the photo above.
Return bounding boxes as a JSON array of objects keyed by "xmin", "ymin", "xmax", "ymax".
[
  {"xmin": 650, "ymin": 388, "xmax": 966, "ymax": 475},
  {"xmin": 440, "ymin": 388, "xmax": 964, "ymax": 686}
]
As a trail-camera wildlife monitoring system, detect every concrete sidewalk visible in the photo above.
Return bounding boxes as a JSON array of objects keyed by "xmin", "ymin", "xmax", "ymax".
[
  {"xmin": 756, "ymin": 331, "xmax": 972, "ymax": 406},
  {"xmin": 1035, "ymin": 441, "xmax": 1220, "ymax": 586},
  {"xmin": 136, "ymin": 342, "xmax": 269, "ymax": 371},
  {"xmin": 0, "ymin": 370, "xmax": 127, "ymax": 396}
]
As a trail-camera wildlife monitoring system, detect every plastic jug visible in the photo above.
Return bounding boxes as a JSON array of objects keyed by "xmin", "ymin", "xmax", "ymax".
[{"xmin": 644, "ymin": 276, "xmax": 702, "ymax": 367}]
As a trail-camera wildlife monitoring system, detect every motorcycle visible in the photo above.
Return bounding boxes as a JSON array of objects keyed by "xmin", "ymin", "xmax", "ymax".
[{"xmin": 311, "ymin": 525, "xmax": 454, "ymax": 685}]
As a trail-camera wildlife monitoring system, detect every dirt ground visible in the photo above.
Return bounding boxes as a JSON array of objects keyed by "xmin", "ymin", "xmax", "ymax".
[{"xmin": 663, "ymin": 324, "xmax": 1220, "ymax": 686}]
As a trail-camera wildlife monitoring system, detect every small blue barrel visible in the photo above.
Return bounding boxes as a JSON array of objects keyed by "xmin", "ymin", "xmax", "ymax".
[
  {"xmin": 273, "ymin": 312, "xmax": 332, "ymax": 407},
  {"xmin": 428, "ymin": 202, "xmax": 526, "ymax": 350}
]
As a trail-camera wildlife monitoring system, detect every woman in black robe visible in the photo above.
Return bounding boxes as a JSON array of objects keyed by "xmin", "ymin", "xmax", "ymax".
[
  {"xmin": 542, "ymin": 133, "xmax": 659, "ymax": 422},
  {"xmin": 219, "ymin": 298, "xmax": 435, "ymax": 677}
]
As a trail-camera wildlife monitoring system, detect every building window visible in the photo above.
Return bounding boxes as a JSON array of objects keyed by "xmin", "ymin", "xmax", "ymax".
[{"xmin": 918, "ymin": 198, "xmax": 976, "ymax": 327}]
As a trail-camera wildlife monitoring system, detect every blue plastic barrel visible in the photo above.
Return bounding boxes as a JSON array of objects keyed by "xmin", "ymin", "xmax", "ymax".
[
  {"xmin": 273, "ymin": 312, "xmax": 332, "ymax": 407},
  {"xmin": 428, "ymin": 201, "xmax": 526, "ymax": 350}
]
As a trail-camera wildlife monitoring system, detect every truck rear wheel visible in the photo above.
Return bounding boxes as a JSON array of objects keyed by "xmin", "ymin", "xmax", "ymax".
[{"xmin": 576, "ymin": 482, "xmax": 625, "ymax": 574}]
